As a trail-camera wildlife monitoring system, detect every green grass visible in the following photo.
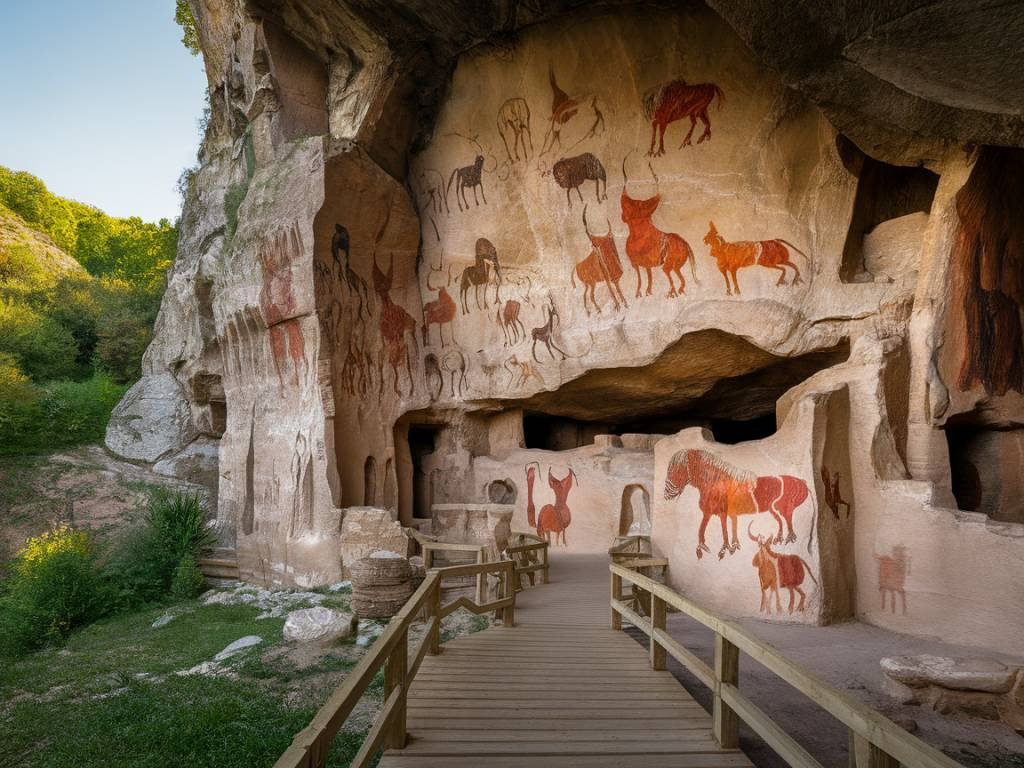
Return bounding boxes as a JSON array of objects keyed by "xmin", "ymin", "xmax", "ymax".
[{"xmin": 0, "ymin": 600, "xmax": 371, "ymax": 768}]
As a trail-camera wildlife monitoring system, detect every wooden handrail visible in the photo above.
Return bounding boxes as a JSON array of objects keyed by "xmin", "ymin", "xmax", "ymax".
[
  {"xmin": 507, "ymin": 531, "xmax": 550, "ymax": 589},
  {"xmin": 610, "ymin": 563, "xmax": 962, "ymax": 768},
  {"xmin": 275, "ymin": 559, "xmax": 518, "ymax": 768}
]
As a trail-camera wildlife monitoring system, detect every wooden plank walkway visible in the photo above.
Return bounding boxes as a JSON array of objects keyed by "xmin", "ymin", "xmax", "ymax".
[{"xmin": 379, "ymin": 553, "xmax": 754, "ymax": 768}]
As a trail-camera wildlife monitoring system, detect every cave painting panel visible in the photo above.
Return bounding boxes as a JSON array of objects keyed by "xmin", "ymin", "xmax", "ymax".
[
  {"xmin": 875, "ymin": 544, "xmax": 909, "ymax": 615},
  {"xmin": 621, "ymin": 158, "xmax": 697, "ymax": 300},
  {"xmin": 458, "ymin": 237, "xmax": 502, "ymax": 315},
  {"xmin": 663, "ymin": 449, "xmax": 810, "ymax": 561},
  {"xmin": 497, "ymin": 97, "xmax": 533, "ymax": 164},
  {"xmin": 820, "ymin": 465, "xmax": 851, "ymax": 519},
  {"xmin": 547, "ymin": 152, "xmax": 608, "ymax": 208},
  {"xmin": 541, "ymin": 66, "xmax": 606, "ymax": 156},
  {"xmin": 748, "ymin": 521, "xmax": 817, "ymax": 615},
  {"xmin": 643, "ymin": 79, "xmax": 724, "ymax": 157},
  {"xmin": 703, "ymin": 222, "xmax": 805, "ymax": 296},
  {"xmin": 574, "ymin": 205, "xmax": 628, "ymax": 314},
  {"xmin": 258, "ymin": 223, "xmax": 308, "ymax": 392},
  {"xmin": 525, "ymin": 462, "xmax": 576, "ymax": 546},
  {"xmin": 372, "ymin": 254, "xmax": 418, "ymax": 397}
]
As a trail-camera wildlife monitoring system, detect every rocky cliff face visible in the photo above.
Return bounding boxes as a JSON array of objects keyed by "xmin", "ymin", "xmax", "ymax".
[{"xmin": 107, "ymin": 0, "xmax": 1024, "ymax": 652}]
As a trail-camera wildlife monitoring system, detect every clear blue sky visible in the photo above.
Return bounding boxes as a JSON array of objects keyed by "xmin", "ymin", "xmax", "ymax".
[{"xmin": 0, "ymin": 2, "xmax": 208, "ymax": 223}]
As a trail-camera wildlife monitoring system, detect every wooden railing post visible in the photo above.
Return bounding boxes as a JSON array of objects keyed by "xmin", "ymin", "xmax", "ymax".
[
  {"xmin": 502, "ymin": 563, "xmax": 516, "ymax": 627},
  {"xmin": 383, "ymin": 627, "xmax": 408, "ymax": 750},
  {"xmin": 713, "ymin": 633, "xmax": 740, "ymax": 749},
  {"xmin": 475, "ymin": 548, "xmax": 486, "ymax": 605},
  {"xmin": 850, "ymin": 732, "xmax": 899, "ymax": 768},
  {"xmin": 428, "ymin": 577, "xmax": 441, "ymax": 655},
  {"xmin": 650, "ymin": 593, "xmax": 666, "ymax": 670},
  {"xmin": 610, "ymin": 571, "xmax": 622, "ymax": 630},
  {"xmin": 542, "ymin": 544, "xmax": 550, "ymax": 584}
]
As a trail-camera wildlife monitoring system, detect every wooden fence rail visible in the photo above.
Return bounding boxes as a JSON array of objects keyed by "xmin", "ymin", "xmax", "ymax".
[
  {"xmin": 507, "ymin": 531, "xmax": 550, "ymax": 590},
  {"xmin": 610, "ymin": 563, "xmax": 963, "ymax": 768},
  {"xmin": 274, "ymin": 559, "xmax": 516, "ymax": 768}
]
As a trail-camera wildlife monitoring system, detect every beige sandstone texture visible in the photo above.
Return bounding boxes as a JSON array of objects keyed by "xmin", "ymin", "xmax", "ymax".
[{"xmin": 106, "ymin": 1, "xmax": 1024, "ymax": 657}]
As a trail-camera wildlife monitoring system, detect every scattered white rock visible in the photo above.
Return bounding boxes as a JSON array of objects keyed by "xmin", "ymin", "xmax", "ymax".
[
  {"xmin": 881, "ymin": 655, "xmax": 1019, "ymax": 694},
  {"xmin": 151, "ymin": 614, "xmax": 175, "ymax": 628},
  {"xmin": 283, "ymin": 607, "xmax": 356, "ymax": 643},
  {"xmin": 214, "ymin": 635, "xmax": 263, "ymax": 661},
  {"xmin": 328, "ymin": 580, "xmax": 352, "ymax": 592}
]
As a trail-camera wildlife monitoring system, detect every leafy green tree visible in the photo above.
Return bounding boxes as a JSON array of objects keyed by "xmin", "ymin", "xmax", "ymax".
[
  {"xmin": 0, "ymin": 299, "xmax": 79, "ymax": 382},
  {"xmin": 175, "ymin": 1, "xmax": 201, "ymax": 56}
]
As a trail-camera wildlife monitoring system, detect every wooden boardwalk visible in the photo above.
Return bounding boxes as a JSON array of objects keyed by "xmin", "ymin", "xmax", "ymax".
[{"xmin": 379, "ymin": 553, "xmax": 753, "ymax": 768}]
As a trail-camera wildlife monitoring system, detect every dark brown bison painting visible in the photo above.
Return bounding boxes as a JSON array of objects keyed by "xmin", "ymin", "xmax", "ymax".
[
  {"xmin": 663, "ymin": 449, "xmax": 810, "ymax": 560},
  {"xmin": 526, "ymin": 462, "xmax": 576, "ymax": 546},
  {"xmin": 642, "ymin": 79, "xmax": 724, "ymax": 156},
  {"xmin": 703, "ymin": 221, "xmax": 805, "ymax": 295}
]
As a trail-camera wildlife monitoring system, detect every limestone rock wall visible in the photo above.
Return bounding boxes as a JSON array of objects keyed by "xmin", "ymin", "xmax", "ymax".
[{"xmin": 105, "ymin": 0, "xmax": 1024, "ymax": 654}]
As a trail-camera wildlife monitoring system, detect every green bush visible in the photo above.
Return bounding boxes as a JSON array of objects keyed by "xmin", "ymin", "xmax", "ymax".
[
  {"xmin": 0, "ymin": 370, "xmax": 126, "ymax": 456},
  {"xmin": 171, "ymin": 554, "xmax": 206, "ymax": 599},
  {"xmin": 0, "ymin": 297, "xmax": 79, "ymax": 381},
  {"xmin": 0, "ymin": 527, "xmax": 107, "ymax": 655},
  {"xmin": 105, "ymin": 491, "xmax": 214, "ymax": 609}
]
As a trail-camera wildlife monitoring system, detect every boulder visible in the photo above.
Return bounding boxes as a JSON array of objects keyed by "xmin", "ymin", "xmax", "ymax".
[
  {"xmin": 153, "ymin": 437, "xmax": 220, "ymax": 493},
  {"xmin": 881, "ymin": 655, "xmax": 1019, "ymax": 694},
  {"xmin": 213, "ymin": 635, "xmax": 263, "ymax": 661},
  {"xmin": 283, "ymin": 607, "xmax": 357, "ymax": 643},
  {"xmin": 105, "ymin": 373, "xmax": 196, "ymax": 462}
]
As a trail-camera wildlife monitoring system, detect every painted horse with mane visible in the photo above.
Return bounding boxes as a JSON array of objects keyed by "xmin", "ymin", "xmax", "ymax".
[{"xmin": 663, "ymin": 449, "xmax": 809, "ymax": 560}]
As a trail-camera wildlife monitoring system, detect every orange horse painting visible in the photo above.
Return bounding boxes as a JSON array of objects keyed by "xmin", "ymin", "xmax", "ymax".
[{"xmin": 664, "ymin": 449, "xmax": 810, "ymax": 560}]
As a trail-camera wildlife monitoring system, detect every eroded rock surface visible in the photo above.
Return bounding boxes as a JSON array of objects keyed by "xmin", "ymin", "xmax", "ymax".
[{"xmin": 106, "ymin": 0, "xmax": 1024, "ymax": 656}]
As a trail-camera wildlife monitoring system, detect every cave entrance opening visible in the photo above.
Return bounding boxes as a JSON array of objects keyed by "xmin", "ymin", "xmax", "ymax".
[
  {"xmin": 407, "ymin": 425, "xmax": 440, "ymax": 523},
  {"xmin": 514, "ymin": 332, "xmax": 850, "ymax": 451},
  {"xmin": 945, "ymin": 420, "xmax": 1024, "ymax": 524}
]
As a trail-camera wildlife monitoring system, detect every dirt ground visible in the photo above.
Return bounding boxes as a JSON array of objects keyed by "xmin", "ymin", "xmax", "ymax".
[
  {"xmin": 627, "ymin": 614, "xmax": 1024, "ymax": 767},
  {"xmin": 0, "ymin": 444, "xmax": 203, "ymax": 563}
]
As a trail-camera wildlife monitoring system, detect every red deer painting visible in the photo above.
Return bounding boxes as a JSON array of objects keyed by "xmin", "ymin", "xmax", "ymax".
[
  {"xmin": 703, "ymin": 221, "xmax": 805, "ymax": 295},
  {"xmin": 663, "ymin": 449, "xmax": 810, "ymax": 560},
  {"xmin": 642, "ymin": 79, "xmax": 724, "ymax": 156},
  {"xmin": 526, "ymin": 462, "xmax": 575, "ymax": 546},
  {"xmin": 749, "ymin": 523, "xmax": 817, "ymax": 614}
]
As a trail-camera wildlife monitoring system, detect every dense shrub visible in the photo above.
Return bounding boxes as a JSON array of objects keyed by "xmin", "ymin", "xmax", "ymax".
[
  {"xmin": 0, "ymin": 298, "xmax": 79, "ymax": 381},
  {"xmin": 0, "ymin": 527, "xmax": 107, "ymax": 654},
  {"xmin": 0, "ymin": 370, "xmax": 126, "ymax": 456},
  {"xmin": 106, "ymin": 491, "xmax": 215, "ymax": 608}
]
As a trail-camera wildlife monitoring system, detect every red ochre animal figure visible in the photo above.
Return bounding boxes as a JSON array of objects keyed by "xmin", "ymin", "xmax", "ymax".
[
  {"xmin": 621, "ymin": 158, "xmax": 698, "ymax": 298},
  {"xmin": 749, "ymin": 523, "xmax": 817, "ymax": 614},
  {"xmin": 703, "ymin": 221, "xmax": 806, "ymax": 295},
  {"xmin": 642, "ymin": 79, "xmax": 724, "ymax": 157},
  {"xmin": 663, "ymin": 449, "xmax": 809, "ymax": 560},
  {"xmin": 525, "ymin": 462, "xmax": 576, "ymax": 547}
]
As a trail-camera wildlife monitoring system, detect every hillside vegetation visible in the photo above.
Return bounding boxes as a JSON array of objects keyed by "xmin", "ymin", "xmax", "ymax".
[{"xmin": 0, "ymin": 167, "xmax": 177, "ymax": 455}]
